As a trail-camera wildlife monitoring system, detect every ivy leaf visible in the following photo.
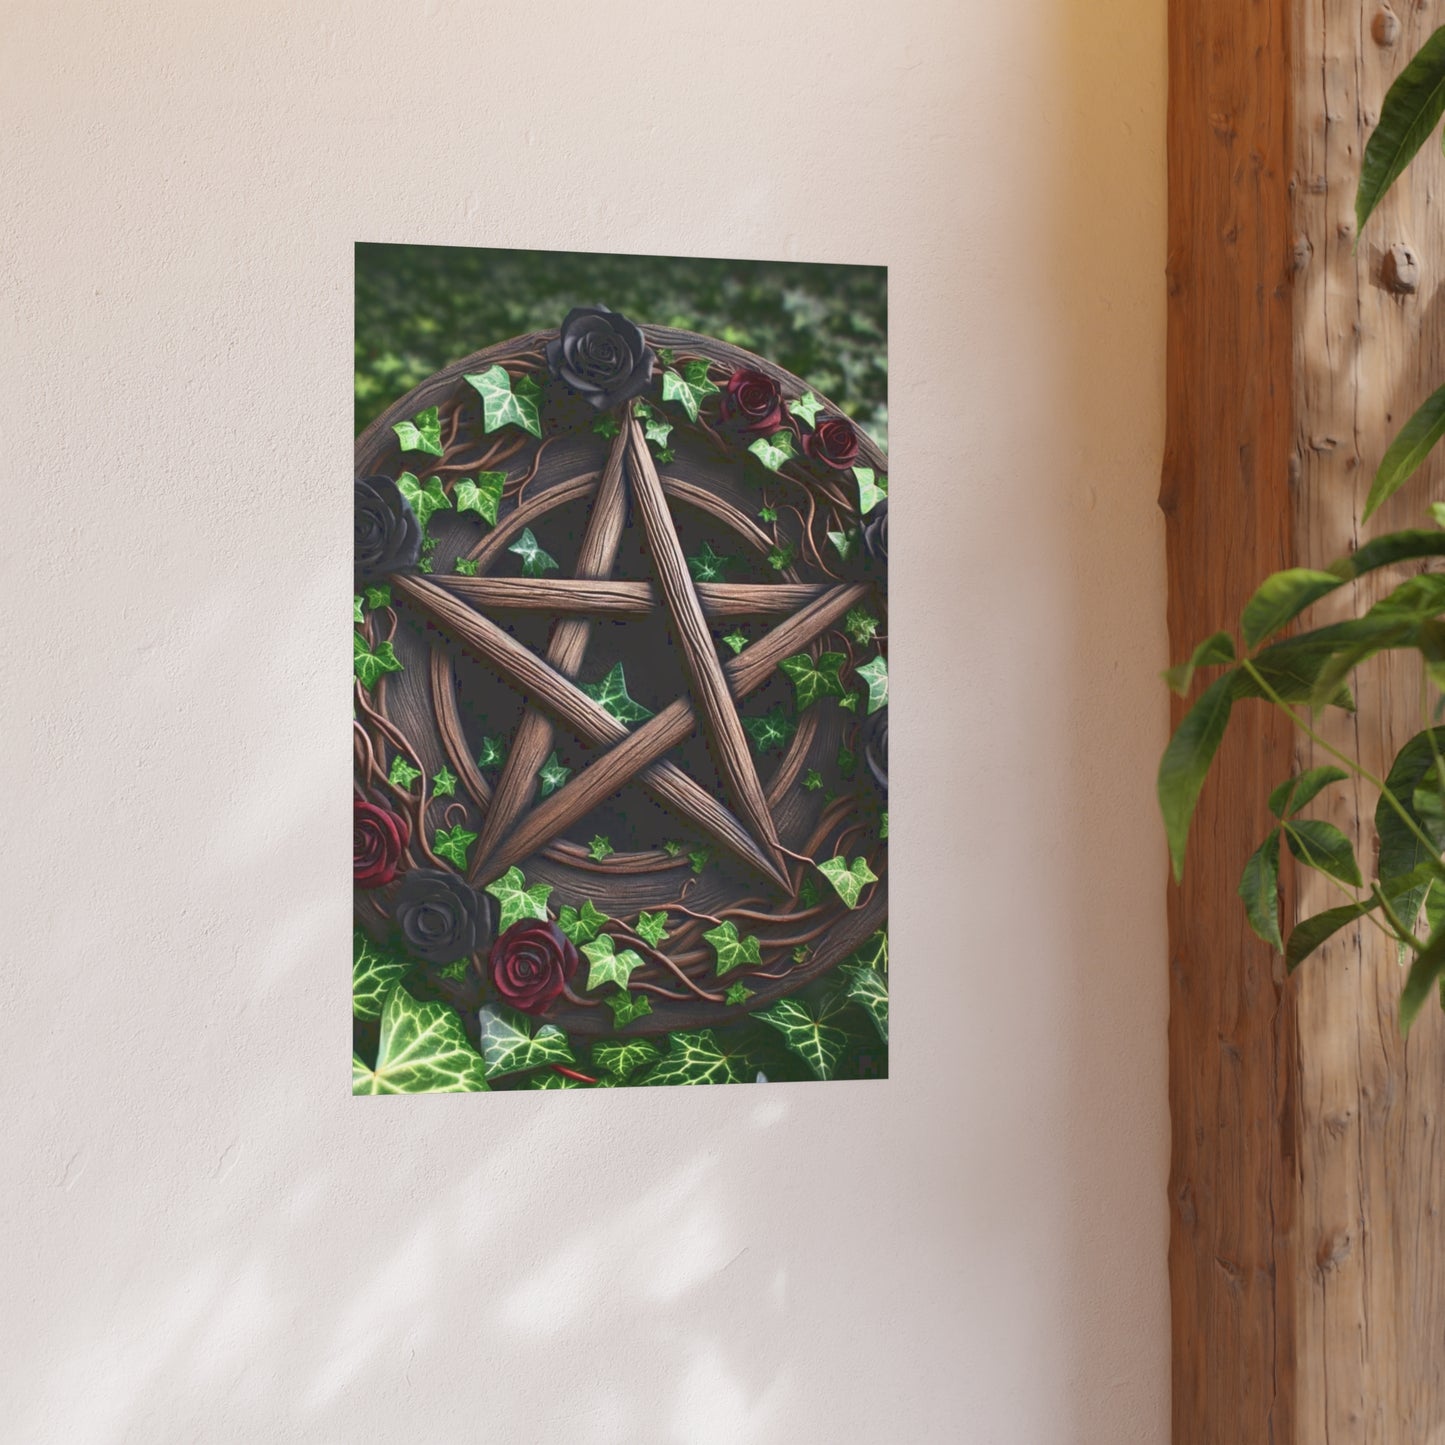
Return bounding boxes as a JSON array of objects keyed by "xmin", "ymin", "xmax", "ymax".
[
  {"xmin": 687, "ymin": 541, "xmax": 732, "ymax": 582},
  {"xmin": 721, "ymin": 629, "xmax": 748, "ymax": 655},
  {"xmin": 758, "ymin": 505, "xmax": 778, "ymax": 523},
  {"xmin": 856, "ymin": 654, "xmax": 888, "ymax": 713},
  {"xmin": 766, "ymin": 541, "xmax": 796, "ymax": 572},
  {"xmin": 635, "ymin": 910, "xmax": 670, "ymax": 947},
  {"xmin": 854, "ymin": 466, "xmax": 888, "ymax": 515},
  {"xmin": 818, "ymin": 854, "xmax": 879, "ymax": 908},
  {"xmin": 743, "ymin": 705, "xmax": 797, "ymax": 754},
  {"xmin": 354, "ymin": 633, "xmax": 403, "ymax": 690},
  {"xmin": 558, "ymin": 898, "xmax": 608, "ymax": 946},
  {"xmin": 353, "ymin": 594, "xmax": 364, "ymax": 626},
  {"xmin": 661, "ymin": 361, "xmax": 719, "ymax": 422},
  {"xmin": 640, "ymin": 1029, "xmax": 749, "ymax": 1086},
  {"xmin": 792, "ymin": 945, "xmax": 809, "ymax": 964},
  {"xmin": 838, "ymin": 692, "xmax": 860, "ymax": 712},
  {"xmin": 388, "ymin": 754, "xmax": 422, "ymax": 789},
  {"xmin": 477, "ymin": 1004, "xmax": 575, "ymax": 1079},
  {"xmin": 484, "ymin": 866, "xmax": 552, "ymax": 928},
  {"xmin": 656, "ymin": 446, "xmax": 675, "ymax": 464},
  {"xmin": 465, "ymin": 364, "xmax": 543, "ymax": 437},
  {"xmin": 433, "ymin": 823, "xmax": 477, "ymax": 870},
  {"xmin": 396, "ymin": 471, "xmax": 452, "ymax": 530},
  {"xmin": 778, "ymin": 650, "xmax": 847, "ymax": 709},
  {"xmin": 1238, "ymin": 831, "xmax": 1284, "ymax": 951},
  {"xmin": 827, "ymin": 527, "xmax": 859, "ymax": 560},
  {"xmin": 581, "ymin": 662, "xmax": 654, "ymax": 723},
  {"xmin": 392, "ymin": 406, "xmax": 443, "ymax": 457},
  {"xmin": 591, "ymin": 1039, "xmax": 661, "ymax": 1082},
  {"xmin": 453, "ymin": 557, "xmax": 479, "ymax": 576},
  {"xmin": 643, "ymin": 412, "xmax": 674, "ymax": 449},
  {"xmin": 594, "ymin": 413, "xmax": 621, "ymax": 439},
  {"xmin": 538, "ymin": 750, "xmax": 571, "ymax": 797},
  {"xmin": 363, "ymin": 583, "xmax": 392, "ymax": 611},
  {"xmin": 749, "ymin": 429, "xmax": 796, "ymax": 471},
  {"xmin": 588, "ymin": 834, "xmax": 614, "ymax": 862},
  {"xmin": 844, "ymin": 606, "xmax": 880, "ymax": 646},
  {"xmin": 788, "ymin": 391, "xmax": 824, "ymax": 426},
  {"xmin": 688, "ymin": 846, "xmax": 712, "ymax": 874},
  {"xmin": 657, "ymin": 346, "xmax": 676, "ymax": 365},
  {"xmin": 1268, "ymin": 765, "xmax": 1349, "ymax": 819},
  {"xmin": 756, "ymin": 997, "xmax": 848, "ymax": 1081},
  {"xmin": 799, "ymin": 875, "xmax": 820, "ymax": 908},
  {"xmin": 454, "ymin": 471, "xmax": 505, "ymax": 527},
  {"xmin": 702, "ymin": 919, "xmax": 762, "ymax": 975},
  {"xmin": 880, "ymin": 810, "xmax": 888, "ymax": 838},
  {"xmin": 353, "ymin": 985, "xmax": 490, "ymax": 1093},
  {"xmin": 418, "ymin": 558, "xmax": 434, "ymax": 574},
  {"xmin": 837, "ymin": 744, "xmax": 857, "ymax": 778},
  {"xmin": 431, "ymin": 766, "xmax": 457, "ymax": 798},
  {"xmin": 662, "ymin": 840, "xmax": 684, "ymax": 857},
  {"xmin": 532, "ymin": 1071, "xmax": 583, "ymax": 1089},
  {"xmin": 477, "ymin": 735, "xmax": 507, "ymax": 769},
  {"xmin": 508, "ymin": 527, "xmax": 559, "ymax": 578},
  {"xmin": 606, "ymin": 990, "xmax": 652, "ymax": 1028},
  {"xmin": 582, "ymin": 934, "xmax": 646, "ymax": 991},
  {"xmin": 725, "ymin": 983, "xmax": 755, "ymax": 1006},
  {"xmin": 801, "ymin": 768, "xmax": 823, "ymax": 791},
  {"xmin": 839, "ymin": 963, "xmax": 889, "ymax": 1043},
  {"xmin": 844, "ymin": 930, "xmax": 888, "ymax": 972},
  {"xmin": 353, "ymin": 929, "xmax": 410, "ymax": 1021}
]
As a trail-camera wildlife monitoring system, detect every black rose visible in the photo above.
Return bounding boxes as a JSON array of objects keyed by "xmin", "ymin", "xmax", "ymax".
[
  {"xmin": 546, "ymin": 305, "xmax": 655, "ymax": 411},
  {"xmin": 863, "ymin": 707, "xmax": 888, "ymax": 797},
  {"xmin": 395, "ymin": 869, "xmax": 493, "ymax": 966},
  {"xmin": 861, "ymin": 497, "xmax": 887, "ymax": 566},
  {"xmin": 355, "ymin": 474, "xmax": 422, "ymax": 583}
]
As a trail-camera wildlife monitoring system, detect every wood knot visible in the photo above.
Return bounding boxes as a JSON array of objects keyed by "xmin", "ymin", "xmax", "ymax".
[
  {"xmin": 1316, "ymin": 1229, "xmax": 1353, "ymax": 1272},
  {"xmin": 1383, "ymin": 242, "xmax": 1420, "ymax": 296},
  {"xmin": 1372, "ymin": 7, "xmax": 1400, "ymax": 46}
]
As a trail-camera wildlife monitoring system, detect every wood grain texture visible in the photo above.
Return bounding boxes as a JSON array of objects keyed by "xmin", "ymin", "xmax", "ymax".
[
  {"xmin": 1170, "ymin": 1, "xmax": 1445, "ymax": 1439},
  {"xmin": 433, "ymin": 577, "xmax": 830, "ymax": 618}
]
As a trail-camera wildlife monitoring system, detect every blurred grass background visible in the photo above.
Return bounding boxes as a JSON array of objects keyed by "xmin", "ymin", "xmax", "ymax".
[{"xmin": 355, "ymin": 244, "xmax": 887, "ymax": 448}]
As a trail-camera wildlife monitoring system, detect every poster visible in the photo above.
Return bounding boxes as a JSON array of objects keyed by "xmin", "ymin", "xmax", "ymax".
[{"xmin": 353, "ymin": 245, "xmax": 888, "ymax": 1091}]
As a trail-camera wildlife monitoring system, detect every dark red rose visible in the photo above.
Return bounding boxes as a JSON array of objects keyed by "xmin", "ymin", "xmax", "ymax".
[
  {"xmin": 721, "ymin": 368, "xmax": 784, "ymax": 433},
  {"xmin": 489, "ymin": 918, "xmax": 579, "ymax": 1014},
  {"xmin": 803, "ymin": 416, "xmax": 861, "ymax": 471},
  {"xmin": 354, "ymin": 799, "xmax": 410, "ymax": 888}
]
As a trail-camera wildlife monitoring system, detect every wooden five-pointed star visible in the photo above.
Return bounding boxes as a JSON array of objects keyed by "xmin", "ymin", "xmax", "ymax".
[{"xmin": 390, "ymin": 417, "xmax": 866, "ymax": 890}]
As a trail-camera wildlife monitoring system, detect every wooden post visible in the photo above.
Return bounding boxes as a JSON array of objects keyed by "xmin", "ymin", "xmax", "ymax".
[{"xmin": 1166, "ymin": 2, "xmax": 1445, "ymax": 1440}]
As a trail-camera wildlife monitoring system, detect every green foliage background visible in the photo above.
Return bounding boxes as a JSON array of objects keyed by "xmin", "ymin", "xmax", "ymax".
[{"xmin": 355, "ymin": 243, "xmax": 888, "ymax": 448}]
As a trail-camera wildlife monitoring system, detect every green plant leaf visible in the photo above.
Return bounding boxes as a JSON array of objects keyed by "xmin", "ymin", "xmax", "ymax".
[
  {"xmin": 688, "ymin": 846, "xmax": 711, "ymax": 874},
  {"xmin": 880, "ymin": 810, "xmax": 888, "ymax": 837},
  {"xmin": 836, "ymin": 744, "xmax": 857, "ymax": 778},
  {"xmin": 789, "ymin": 392, "xmax": 824, "ymax": 426},
  {"xmin": 643, "ymin": 412, "xmax": 673, "ymax": 449},
  {"xmin": 1268, "ymin": 765, "xmax": 1349, "ymax": 818},
  {"xmin": 854, "ymin": 466, "xmax": 888, "ymax": 515},
  {"xmin": 1332, "ymin": 528, "xmax": 1445, "ymax": 580},
  {"xmin": 1286, "ymin": 899, "xmax": 1379, "ymax": 973},
  {"xmin": 640, "ymin": 1029, "xmax": 749, "ymax": 1086},
  {"xmin": 478, "ymin": 1004, "xmax": 575, "ymax": 1079},
  {"xmin": 508, "ymin": 526, "xmax": 558, "ymax": 578},
  {"xmin": 1402, "ymin": 925, "xmax": 1445, "ymax": 1030},
  {"xmin": 531, "ymin": 1071, "xmax": 583, "ymax": 1089},
  {"xmin": 818, "ymin": 854, "xmax": 879, "ymax": 908},
  {"xmin": 702, "ymin": 919, "xmax": 762, "ymax": 975},
  {"xmin": 742, "ymin": 705, "xmax": 797, "ymax": 753},
  {"xmin": 354, "ymin": 594, "xmax": 364, "ymax": 626},
  {"xmin": 396, "ymin": 472, "xmax": 452, "ymax": 531},
  {"xmin": 1163, "ymin": 631, "xmax": 1237, "ymax": 695},
  {"xmin": 749, "ymin": 429, "xmax": 795, "ymax": 471},
  {"xmin": 662, "ymin": 840, "xmax": 684, "ymax": 857},
  {"xmin": 635, "ymin": 910, "xmax": 669, "ymax": 947},
  {"xmin": 1158, "ymin": 671, "xmax": 1236, "ymax": 881},
  {"xmin": 465, "ymin": 364, "xmax": 543, "ymax": 437},
  {"xmin": 721, "ymin": 628, "xmax": 748, "ymax": 654},
  {"xmin": 538, "ymin": 750, "xmax": 571, "ymax": 797},
  {"xmin": 582, "ymin": 934, "xmax": 645, "ymax": 991},
  {"xmin": 844, "ymin": 606, "xmax": 880, "ymax": 646},
  {"xmin": 477, "ymin": 735, "xmax": 507, "ymax": 769},
  {"xmin": 778, "ymin": 651, "xmax": 847, "ymax": 709},
  {"xmin": 353, "ymin": 984, "xmax": 490, "ymax": 1093},
  {"xmin": 828, "ymin": 527, "xmax": 859, "ymax": 560},
  {"xmin": 766, "ymin": 541, "xmax": 796, "ymax": 573},
  {"xmin": 758, "ymin": 505, "xmax": 778, "ymax": 523},
  {"xmin": 605, "ymin": 990, "xmax": 652, "ymax": 1027},
  {"xmin": 801, "ymin": 768, "xmax": 823, "ymax": 791},
  {"xmin": 1366, "ymin": 384, "xmax": 1445, "ymax": 519},
  {"xmin": 1238, "ymin": 831, "xmax": 1284, "ymax": 951},
  {"xmin": 1357, "ymin": 25, "xmax": 1445, "ymax": 235},
  {"xmin": 431, "ymin": 766, "xmax": 457, "ymax": 798},
  {"xmin": 454, "ymin": 557, "xmax": 479, "ymax": 576},
  {"xmin": 1284, "ymin": 819, "xmax": 1363, "ymax": 887},
  {"xmin": 581, "ymin": 662, "xmax": 653, "ymax": 723},
  {"xmin": 354, "ymin": 633, "xmax": 404, "ymax": 690},
  {"xmin": 392, "ymin": 406, "xmax": 444, "ymax": 457},
  {"xmin": 363, "ymin": 583, "xmax": 392, "ymax": 611},
  {"xmin": 587, "ymin": 834, "xmax": 614, "ymax": 862},
  {"xmin": 1241, "ymin": 569, "xmax": 1342, "ymax": 650},
  {"xmin": 1375, "ymin": 729, "xmax": 1445, "ymax": 942},
  {"xmin": 388, "ymin": 754, "xmax": 422, "ymax": 789},
  {"xmin": 590, "ymin": 1039, "xmax": 661, "ymax": 1082},
  {"xmin": 353, "ymin": 929, "xmax": 410, "ymax": 1021},
  {"xmin": 661, "ymin": 360, "xmax": 719, "ymax": 422},
  {"xmin": 687, "ymin": 541, "xmax": 731, "ymax": 582},
  {"xmin": 454, "ymin": 471, "xmax": 506, "ymax": 526},
  {"xmin": 856, "ymin": 654, "xmax": 888, "ymax": 714},
  {"xmin": 844, "ymin": 930, "xmax": 889, "ymax": 972},
  {"xmin": 485, "ymin": 866, "xmax": 553, "ymax": 929},
  {"xmin": 756, "ymin": 997, "xmax": 848, "ymax": 1081},
  {"xmin": 558, "ymin": 898, "xmax": 608, "ymax": 946},
  {"xmin": 839, "ymin": 962, "xmax": 889, "ymax": 1042},
  {"xmin": 433, "ymin": 823, "xmax": 477, "ymax": 870},
  {"xmin": 725, "ymin": 983, "xmax": 755, "ymax": 1006},
  {"xmin": 594, "ymin": 413, "xmax": 621, "ymax": 439}
]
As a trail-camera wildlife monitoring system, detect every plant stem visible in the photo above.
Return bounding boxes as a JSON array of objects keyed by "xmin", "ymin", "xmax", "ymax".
[{"xmin": 1370, "ymin": 882, "xmax": 1425, "ymax": 954}]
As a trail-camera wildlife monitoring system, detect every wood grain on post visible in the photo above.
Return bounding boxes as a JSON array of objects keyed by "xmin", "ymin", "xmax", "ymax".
[{"xmin": 1167, "ymin": 1, "xmax": 1445, "ymax": 1439}]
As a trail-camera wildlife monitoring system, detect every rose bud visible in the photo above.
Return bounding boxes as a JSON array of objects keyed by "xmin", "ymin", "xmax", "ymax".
[
  {"xmin": 354, "ymin": 798, "xmax": 411, "ymax": 888},
  {"xmin": 355, "ymin": 473, "xmax": 422, "ymax": 582},
  {"xmin": 861, "ymin": 497, "xmax": 887, "ymax": 566},
  {"xmin": 720, "ymin": 368, "xmax": 784, "ymax": 433},
  {"xmin": 802, "ymin": 416, "xmax": 861, "ymax": 471},
  {"xmin": 545, "ymin": 305, "xmax": 655, "ymax": 411},
  {"xmin": 862, "ymin": 707, "xmax": 888, "ymax": 797},
  {"xmin": 395, "ymin": 868, "xmax": 491, "ymax": 966},
  {"xmin": 489, "ymin": 918, "xmax": 580, "ymax": 1014}
]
